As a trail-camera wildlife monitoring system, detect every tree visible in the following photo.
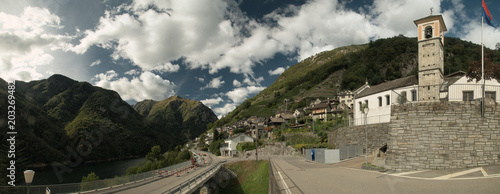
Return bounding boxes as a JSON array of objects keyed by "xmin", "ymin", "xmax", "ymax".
[
  {"xmin": 467, "ymin": 51, "xmax": 500, "ymax": 82},
  {"xmin": 81, "ymin": 172, "xmax": 105, "ymax": 191},
  {"xmin": 146, "ymin": 145, "xmax": 164, "ymax": 162}
]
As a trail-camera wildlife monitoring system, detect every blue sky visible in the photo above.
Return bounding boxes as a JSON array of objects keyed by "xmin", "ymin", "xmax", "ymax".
[{"xmin": 1, "ymin": 0, "xmax": 499, "ymax": 117}]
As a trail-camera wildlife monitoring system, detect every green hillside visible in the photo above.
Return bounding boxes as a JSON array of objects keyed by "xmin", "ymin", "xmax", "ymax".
[
  {"xmin": 134, "ymin": 95, "xmax": 218, "ymax": 141},
  {"xmin": 213, "ymin": 35, "xmax": 499, "ymax": 127},
  {"xmin": 0, "ymin": 75, "xmax": 217, "ymax": 186}
]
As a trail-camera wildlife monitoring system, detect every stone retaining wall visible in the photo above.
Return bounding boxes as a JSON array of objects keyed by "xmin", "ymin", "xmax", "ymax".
[
  {"xmin": 332, "ymin": 123, "xmax": 390, "ymax": 155},
  {"xmin": 386, "ymin": 101, "xmax": 500, "ymax": 171}
]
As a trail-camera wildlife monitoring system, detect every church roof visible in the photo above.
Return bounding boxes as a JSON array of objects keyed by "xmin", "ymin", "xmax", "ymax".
[
  {"xmin": 357, "ymin": 76, "xmax": 418, "ymax": 98},
  {"xmin": 356, "ymin": 71, "xmax": 467, "ymax": 98}
]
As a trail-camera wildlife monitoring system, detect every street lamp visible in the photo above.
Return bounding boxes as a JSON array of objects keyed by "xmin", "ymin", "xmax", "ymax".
[
  {"xmin": 24, "ymin": 170, "xmax": 35, "ymax": 194},
  {"xmin": 362, "ymin": 104, "xmax": 369, "ymax": 164}
]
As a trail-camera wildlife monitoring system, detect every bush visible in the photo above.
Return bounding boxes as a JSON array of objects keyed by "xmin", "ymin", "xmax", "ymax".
[
  {"xmin": 81, "ymin": 172, "xmax": 105, "ymax": 191},
  {"xmin": 236, "ymin": 142, "xmax": 256, "ymax": 152}
]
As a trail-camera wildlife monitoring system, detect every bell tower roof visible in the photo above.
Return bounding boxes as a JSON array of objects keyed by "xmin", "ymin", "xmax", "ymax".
[
  {"xmin": 414, "ymin": 15, "xmax": 447, "ymax": 43},
  {"xmin": 413, "ymin": 15, "xmax": 447, "ymax": 32}
]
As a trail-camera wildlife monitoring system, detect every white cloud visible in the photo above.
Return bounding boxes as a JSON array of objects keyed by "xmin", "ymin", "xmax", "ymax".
[
  {"xmin": 200, "ymin": 97, "xmax": 223, "ymax": 107},
  {"xmin": 226, "ymin": 86, "xmax": 265, "ymax": 104},
  {"xmin": 198, "ymin": 77, "xmax": 205, "ymax": 82},
  {"xmin": 94, "ymin": 70, "xmax": 177, "ymax": 102},
  {"xmin": 90, "ymin": 59, "xmax": 101, "ymax": 67},
  {"xmin": 202, "ymin": 76, "xmax": 225, "ymax": 89},
  {"xmin": 73, "ymin": 0, "xmax": 240, "ymax": 73},
  {"xmin": 242, "ymin": 75, "xmax": 264, "ymax": 86},
  {"xmin": 0, "ymin": 6, "xmax": 72, "ymax": 81},
  {"xmin": 233, "ymin": 79, "xmax": 241, "ymax": 87},
  {"xmin": 214, "ymin": 103, "xmax": 237, "ymax": 117},
  {"xmin": 124, "ymin": 69, "xmax": 140, "ymax": 75},
  {"xmin": 150, "ymin": 62, "xmax": 180, "ymax": 73},
  {"xmin": 268, "ymin": 67, "xmax": 286, "ymax": 75}
]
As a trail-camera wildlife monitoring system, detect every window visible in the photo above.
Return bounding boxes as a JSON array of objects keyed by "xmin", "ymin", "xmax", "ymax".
[
  {"xmin": 359, "ymin": 102, "xmax": 362, "ymax": 111},
  {"xmin": 411, "ymin": 90, "xmax": 417, "ymax": 101},
  {"xmin": 365, "ymin": 100, "xmax": 368, "ymax": 108},
  {"xmin": 486, "ymin": 91, "xmax": 496, "ymax": 101},
  {"xmin": 463, "ymin": 91, "xmax": 474, "ymax": 102},
  {"xmin": 378, "ymin": 97, "xmax": 382, "ymax": 107},
  {"xmin": 386, "ymin": 95, "xmax": 390, "ymax": 105}
]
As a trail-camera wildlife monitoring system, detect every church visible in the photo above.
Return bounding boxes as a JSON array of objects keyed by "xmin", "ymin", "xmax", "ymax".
[{"xmin": 353, "ymin": 14, "xmax": 500, "ymax": 126}]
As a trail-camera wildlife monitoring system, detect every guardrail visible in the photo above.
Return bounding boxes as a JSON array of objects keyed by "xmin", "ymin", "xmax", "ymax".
[{"xmin": 163, "ymin": 160, "xmax": 227, "ymax": 194}]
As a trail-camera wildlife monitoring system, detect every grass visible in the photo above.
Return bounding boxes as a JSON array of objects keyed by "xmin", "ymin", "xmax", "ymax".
[{"xmin": 220, "ymin": 160, "xmax": 269, "ymax": 194}]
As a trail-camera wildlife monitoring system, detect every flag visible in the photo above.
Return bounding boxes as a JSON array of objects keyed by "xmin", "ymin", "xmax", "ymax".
[{"xmin": 483, "ymin": 0, "xmax": 497, "ymax": 29}]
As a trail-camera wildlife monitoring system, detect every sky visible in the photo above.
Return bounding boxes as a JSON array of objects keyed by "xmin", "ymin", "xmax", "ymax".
[{"xmin": 1, "ymin": 0, "xmax": 500, "ymax": 118}]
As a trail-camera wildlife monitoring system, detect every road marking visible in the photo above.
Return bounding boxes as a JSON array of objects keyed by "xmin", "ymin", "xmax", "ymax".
[
  {"xmin": 433, "ymin": 168, "xmax": 482, "ymax": 179},
  {"xmin": 393, "ymin": 170, "xmax": 427, "ymax": 176},
  {"xmin": 481, "ymin": 167, "xmax": 488, "ymax": 176},
  {"xmin": 277, "ymin": 170, "xmax": 292, "ymax": 194}
]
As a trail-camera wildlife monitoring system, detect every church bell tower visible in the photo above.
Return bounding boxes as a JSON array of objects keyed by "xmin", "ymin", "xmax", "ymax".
[{"xmin": 414, "ymin": 15, "xmax": 447, "ymax": 102}]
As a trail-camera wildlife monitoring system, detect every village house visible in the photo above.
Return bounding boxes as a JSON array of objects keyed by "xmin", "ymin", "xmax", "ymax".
[{"xmin": 220, "ymin": 133, "xmax": 254, "ymax": 157}]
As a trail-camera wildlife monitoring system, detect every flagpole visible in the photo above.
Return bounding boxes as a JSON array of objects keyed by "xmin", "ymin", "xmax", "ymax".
[{"xmin": 481, "ymin": 15, "xmax": 485, "ymax": 117}]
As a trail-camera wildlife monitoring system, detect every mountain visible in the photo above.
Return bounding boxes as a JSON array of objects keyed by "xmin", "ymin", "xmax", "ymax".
[
  {"xmin": 0, "ymin": 75, "xmax": 217, "ymax": 172},
  {"xmin": 133, "ymin": 95, "xmax": 218, "ymax": 141},
  {"xmin": 213, "ymin": 35, "xmax": 498, "ymax": 127}
]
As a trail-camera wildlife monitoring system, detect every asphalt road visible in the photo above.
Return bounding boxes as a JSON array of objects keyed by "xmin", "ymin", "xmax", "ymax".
[{"xmin": 270, "ymin": 156, "xmax": 500, "ymax": 194}]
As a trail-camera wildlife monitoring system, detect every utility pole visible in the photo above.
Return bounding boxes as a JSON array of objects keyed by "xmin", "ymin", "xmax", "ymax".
[{"xmin": 255, "ymin": 132, "xmax": 259, "ymax": 161}]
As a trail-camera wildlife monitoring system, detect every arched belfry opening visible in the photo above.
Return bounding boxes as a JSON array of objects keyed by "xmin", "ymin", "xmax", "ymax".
[{"xmin": 424, "ymin": 26, "xmax": 433, "ymax": 39}]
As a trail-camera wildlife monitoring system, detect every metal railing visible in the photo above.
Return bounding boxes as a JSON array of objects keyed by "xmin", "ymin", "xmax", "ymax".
[
  {"xmin": 353, "ymin": 114, "xmax": 391, "ymax": 126},
  {"xmin": 163, "ymin": 159, "xmax": 227, "ymax": 194},
  {"xmin": 0, "ymin": 160, "xmax": 193, "ymax": 194},
  {"xmin": 390, "ymin": 84, "xmax": 500, "ymax": 104}
]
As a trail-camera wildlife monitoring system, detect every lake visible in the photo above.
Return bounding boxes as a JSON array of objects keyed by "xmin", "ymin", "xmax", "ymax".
[{"xmin": 30, "ymin": 157, "xmax": 146, "ymax": 185}]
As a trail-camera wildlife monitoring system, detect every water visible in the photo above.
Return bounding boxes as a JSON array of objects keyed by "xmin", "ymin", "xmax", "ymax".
[{"xmin": 30, "ymin": 157, "xmax": 146, "ymax": 185}]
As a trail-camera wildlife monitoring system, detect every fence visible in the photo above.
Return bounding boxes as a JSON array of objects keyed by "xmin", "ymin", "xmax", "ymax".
[
  {"xmin": 0, "ymin": 160, "xmax": 193, "ymax": 194},
  {"xmin": 268, "ymin": 159, "xmax": 281, "ymax": 194},
  {"xmin": 390, "ymin": 84, "xmax": 500, "ymax": 104},
  {"xmin": 339, "ymin": 144, "xmax": 363, "ymax": 160}
]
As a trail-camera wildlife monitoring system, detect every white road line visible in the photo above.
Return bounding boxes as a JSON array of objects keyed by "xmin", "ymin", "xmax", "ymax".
[
  {"xmin": 433, "ymin": 168, "xmax": 482, "ymax": 180},
  {"xmin": 480, "ymin": 167, "xmax": 488, "ymax": 176},
  {"xmin": 393, "ymin": 170, "xmax": 427, "ymax": 176},
  {"xmin": 278, "ymin": 170, "xmax": 292, "ymax": 194}
]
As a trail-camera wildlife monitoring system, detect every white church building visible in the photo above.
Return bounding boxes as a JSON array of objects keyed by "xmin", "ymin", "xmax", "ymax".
[{"xmin": 353, "ymin": 15, "xmax": 500, "ymax": 126}]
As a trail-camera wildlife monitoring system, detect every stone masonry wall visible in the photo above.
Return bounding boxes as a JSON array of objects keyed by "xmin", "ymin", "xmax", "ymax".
[
  {"xmin": 332, "ymin": 123, "xmax": 390, "ymax": 155},
  {"xmin": 386, "ymin": 101, "xmax": 500, "ymax": 171}
]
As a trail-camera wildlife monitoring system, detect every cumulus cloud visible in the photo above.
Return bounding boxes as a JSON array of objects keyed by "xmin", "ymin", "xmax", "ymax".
[
  {"xmin": 124, "ymin": 69, "xmax": 140, "ymax": 75},
  {"xmin": 214, "ymin": 103, "xmax": 237, "ymax": 117},
  {"xmin": 226, "ymin": 86, "xmax": 265, "ymax": 104},
  {"xmin": 90, "ymin": 59, "xmax": 101, "ymax": 67},
  {"xmin": 233, "ymin": 79, "xmax": 242, "ymax": 87},
  {"xmin": 268, "ymin": 67, "xmax": 286, "ymax": 75},
  {"xmin": 202, "ymin": 76, "xmax": 225, "ymax": 89},
  {"xmin": 72, "ymin": 0, "xmax": 240, "ymax": 73},
  {"xmin": 200, "ymin": 97, "xmax": 224, "ymax": 107},
  {"xmin": 93, "ymin": 70, "xmax": 177, "ymax": 102},
  {"xmin": 0, "ymin": 6, "xmax": 73, "ymax": 81}
]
